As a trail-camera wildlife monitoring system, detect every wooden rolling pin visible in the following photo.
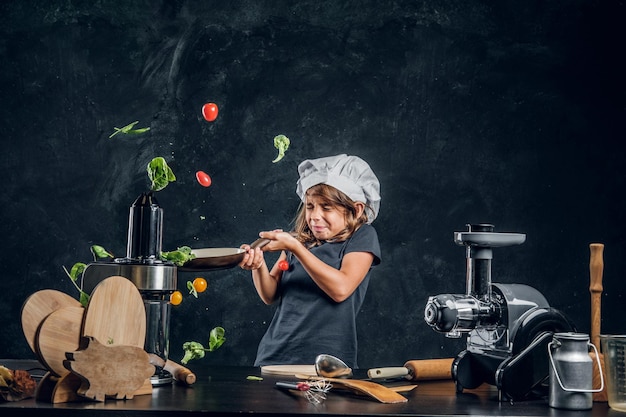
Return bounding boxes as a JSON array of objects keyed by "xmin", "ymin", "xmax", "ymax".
[
  {"xmin": 148, "ymin": 354, "xmax": 196, "ymax": 386},
  {"xmin": 589, "ymin": 243, "xmax": 607, "ymax": 402},
  {"xmin": 367, "ymin": 358, "xmax": 454, "ymax": 381}
]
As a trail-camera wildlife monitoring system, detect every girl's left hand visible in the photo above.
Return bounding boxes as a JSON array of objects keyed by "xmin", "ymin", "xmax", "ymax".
[{"xmin": 258, "ymin": 229, "xmax": 297, "ymax": 252}]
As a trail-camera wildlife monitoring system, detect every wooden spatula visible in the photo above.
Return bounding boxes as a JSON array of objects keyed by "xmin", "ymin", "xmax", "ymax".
[
  {"xmin": 82, "ymin": 275, "xmax": 146, "ymax": 348},
  {"xmin": 298, "ymin": 375, "xmax": 408, "ymax": 403}
]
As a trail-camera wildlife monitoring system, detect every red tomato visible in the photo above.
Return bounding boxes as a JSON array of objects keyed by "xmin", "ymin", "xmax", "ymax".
[
  {"xmin": 202, "ymin": 103, "xmax": 219, "ymax": 122},
  {"xmin": 278, "ymin": 260, "xmax": 289, "ymax": 271},
  {"xmin": 196, "ymin": 171, "xmax": 212, "ymax": 187}
]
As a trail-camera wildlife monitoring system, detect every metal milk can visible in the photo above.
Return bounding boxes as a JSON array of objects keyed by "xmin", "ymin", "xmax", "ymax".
[{"xmin": 548, "ymin": 332, "xmax": 603, "ymax": 410}]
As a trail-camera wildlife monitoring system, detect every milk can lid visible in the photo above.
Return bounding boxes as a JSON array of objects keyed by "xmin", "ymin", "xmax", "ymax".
[{"xmin": 553, "ymin": 332, "xmax": 589, "ymax": 341}]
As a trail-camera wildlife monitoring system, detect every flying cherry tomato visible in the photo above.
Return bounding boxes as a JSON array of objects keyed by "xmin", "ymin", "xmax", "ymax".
[
  {"xmin": 193, "ymin": 277, "xmax": 208, "ymax": 293},
  {"xmin": 170, "ymin": 290, "xmax": 183, "ymax": 306},
  {"xmin": 278, "ymin": 260, "xmax": 289, "ymax": 271},
  {"xmin": 202, "ymin": 102, "xmax": 219, "ymax": 122},
  {"xmin": 196, "ymin": 170, "xmax": 212, "ymax": 187}
]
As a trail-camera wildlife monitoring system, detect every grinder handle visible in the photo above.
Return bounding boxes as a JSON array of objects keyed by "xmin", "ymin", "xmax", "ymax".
[
  {"xmin": 589, "ymin": 243, "xmax": 604, "ymax": 350},
  {"xmin": 404, "ymin": 358, "xmax": 454, "ymax": 381},
  {"xmin": 367, "ymin": 367, "xmax": 410, "ymax": 379}
]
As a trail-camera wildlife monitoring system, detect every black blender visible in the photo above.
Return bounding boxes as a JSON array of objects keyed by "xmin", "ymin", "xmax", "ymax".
[
  {"xmin": 81, "ymin": 192, "xmax": 177, "ymax": 386},
  {"xmin": 424, "ymin": 224, "xmax": 575, "ymax": 401}
]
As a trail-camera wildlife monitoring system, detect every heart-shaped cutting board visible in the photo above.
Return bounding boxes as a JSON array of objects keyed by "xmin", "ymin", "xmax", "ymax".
[{"xmin": 82, "ymin": 275, "xmax": 146, "ymax": 349}]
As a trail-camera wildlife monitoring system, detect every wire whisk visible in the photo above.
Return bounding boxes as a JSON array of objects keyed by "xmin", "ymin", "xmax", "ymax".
[{"xmin": 304, "ymin": 379, "xmax": 332, "ymax": 404}]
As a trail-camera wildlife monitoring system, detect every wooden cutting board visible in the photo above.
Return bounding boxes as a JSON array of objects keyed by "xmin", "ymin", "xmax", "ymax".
[
  {"xmin": 82, "ymin": 275, "xmax": 146, "ymax": 348},
  {"xmin": 261, "ymin": 364, "xmax": 317, "ymax": 376},
  {"xmin": 36, "ymin": 305, "xmax": 85, "ymax": 377},
  {"xmin": 21, "ymin": 289, "xmax": 81, "ymax": 353}
]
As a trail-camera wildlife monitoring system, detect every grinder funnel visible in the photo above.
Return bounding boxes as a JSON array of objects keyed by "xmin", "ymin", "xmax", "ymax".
[
  {"xmin": 454, "ymin": 223, "xmax": 526, "ymax": 302},
  {"xmin": 127, "ymin": 192, "xmax": 163, "ymax": 261}
]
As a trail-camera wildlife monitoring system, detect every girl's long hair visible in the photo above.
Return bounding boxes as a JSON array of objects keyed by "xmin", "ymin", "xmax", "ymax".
[{"xmin": 292, "ymin": 183, "xmax": 369, "ymax": 247}]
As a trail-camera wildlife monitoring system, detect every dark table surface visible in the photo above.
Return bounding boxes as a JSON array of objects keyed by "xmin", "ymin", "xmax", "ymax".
[{"xmin": 0, "ymin": 359, "xmax": 618, "ymax": 417}]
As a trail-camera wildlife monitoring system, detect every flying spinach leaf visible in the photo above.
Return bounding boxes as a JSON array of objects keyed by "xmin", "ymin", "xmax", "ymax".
[
  {"xmin": 209, "ymin": 326, "xmax": 226, "ymax": 351},
  {"xmin": 63, "ymin": 244, "xmax": 115, "ymax": 307},
  {"xmin": 63, "ymin": 262, "xmax": 90, "ymax": 307},
  {"xmin": 90, "ymin": 245, "xmax": 114, "ymax": 260},
  {"xmin": 147, "ymin": 157, "xmax": 176, "ymax": 191},
  {"xmin": 109, "ymin": 121, "xmax": 151, "ymax": 138}
]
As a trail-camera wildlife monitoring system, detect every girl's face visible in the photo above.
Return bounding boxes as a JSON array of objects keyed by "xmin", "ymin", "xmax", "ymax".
[{"xmin": 305, "ymin": 194, "xmax": 347, "ymax": 241}]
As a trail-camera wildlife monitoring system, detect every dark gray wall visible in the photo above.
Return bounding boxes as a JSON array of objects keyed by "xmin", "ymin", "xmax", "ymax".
[{"xmin": 1, "ymin": 0, "xmax": 624, "ymax": 369}]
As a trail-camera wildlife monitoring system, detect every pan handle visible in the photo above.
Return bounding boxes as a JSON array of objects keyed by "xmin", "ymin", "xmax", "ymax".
[{"xmin": 250, "ymin": 238, "xmax": 271, "ymax": 249}]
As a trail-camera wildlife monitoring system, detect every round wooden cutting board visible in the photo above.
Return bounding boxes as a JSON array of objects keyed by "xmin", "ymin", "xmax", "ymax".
[
  {"xmin": 21, "ymin": 289, "xmax": 82, "ymax": 354},
  {"xmin": 36, "ymin": 305, "xmax": 85, "ymax": 377}
]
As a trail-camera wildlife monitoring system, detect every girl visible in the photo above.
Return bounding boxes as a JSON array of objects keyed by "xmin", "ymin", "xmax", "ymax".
[{"xmin": 240, "ymin": 154, "xmax": 381, "ymax": 368}]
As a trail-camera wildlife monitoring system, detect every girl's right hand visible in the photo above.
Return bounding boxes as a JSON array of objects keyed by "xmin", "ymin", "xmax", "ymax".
[{"xmin": 239, "ymin": 245, "xmax": 265, "ymax": 270}]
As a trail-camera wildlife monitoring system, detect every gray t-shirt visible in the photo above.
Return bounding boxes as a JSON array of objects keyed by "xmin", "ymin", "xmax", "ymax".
[{"xmin": 254, "ymin": 224, "xmax": 381, "ymax": 369}]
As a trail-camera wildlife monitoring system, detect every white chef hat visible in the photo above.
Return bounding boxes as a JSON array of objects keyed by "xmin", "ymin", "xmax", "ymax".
[{"xmin": 295, "ymin": 154, "xmax": 381, "ymax": 223}]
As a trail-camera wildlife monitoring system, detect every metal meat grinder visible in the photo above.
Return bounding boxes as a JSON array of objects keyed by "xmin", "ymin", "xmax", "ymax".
[
  {"xmin": 424, "ymin": 224, "xmax": 575, "ymax": 401},
  {"xmin": 81, "ymin": 192, "xmax": 177, "ymax": 386}
]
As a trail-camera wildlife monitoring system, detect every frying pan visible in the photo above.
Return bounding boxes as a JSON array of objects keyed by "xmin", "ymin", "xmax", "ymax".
[{"xmin": 179, "ymin": 238, "xmax": 270, "ymax": 271}]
